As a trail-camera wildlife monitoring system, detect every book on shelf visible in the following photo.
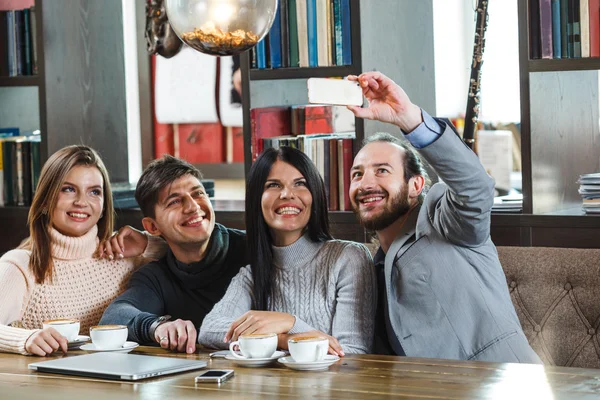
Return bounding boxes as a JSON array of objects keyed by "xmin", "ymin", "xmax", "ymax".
[
  {"xmin": 280, "ymin": 0, "xmax": 291, "ymax": 68},
  {"xmin": 250, "ymin": 106, "xmax": 292, "ymax": 161},
  {"xmin": 540, "ymin": 0, "xmax": 554, "ymax": 58},
  {"xmin": 590, "ymin": 0, "xmax": 600, "ymax": 56},
  {"xmin": 530, "ymin": 0, "xmax": 600, "ymax": 59},
  {"xmin": 492, "ymin": 193, "xmax": 523, "ymax": 213},
  {"xmin": 1, "ymin": 135, "xmax": 40, "ymax": 207},
  {"xmin": 261, "ymin": 132, "xmax": 355, "ymax": 211},
  {"xmin": 552, "ymin": 0, "xmax": 562, "ymax": 57},
  {"xmin": 269, "ymin": 4, "xmax": 283, "ymax": 68},
  {"xmin": 252, "ymin": 0, "xmax": 352, "ymax": 69},
  {"xmin": 577, "ymin": 172, "xmax": 600, "ymax": 213},
  {"xmin": 581, "ymin": 0, "xmax": 591, "ymax": 57},
  {"xmin": 1, "ymin": 6, "xmax": 37, "ymax": 77},
  {"xmin": 290, "ymin": 104, "xmax": 353, "ymax": 135}
]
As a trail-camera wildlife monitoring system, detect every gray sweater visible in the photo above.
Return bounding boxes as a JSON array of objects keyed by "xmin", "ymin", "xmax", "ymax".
[{"xmin": 198, "ymin": 235, "xmax": 376, "ymax": 354}]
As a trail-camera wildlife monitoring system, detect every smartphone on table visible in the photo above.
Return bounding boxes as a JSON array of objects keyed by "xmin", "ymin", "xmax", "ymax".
[{"xmin": 195, "ymin": 369, "xmax": 234, "ymax": 384}]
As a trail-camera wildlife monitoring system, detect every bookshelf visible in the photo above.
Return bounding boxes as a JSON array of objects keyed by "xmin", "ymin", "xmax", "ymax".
[
  {"xmin": 0, "ymin": 0, "xmax": 48, "ymax": 163},
  {"xmin": 0, "ymin": 0, "xmax": 156, "ymax": 251},
  {"xmin": 496, "ymin": 0, "xmax": 600, "ymax": 247},
  {"xmin": 235, "ymin": 0, "xmax": 438, "ymax": 242}
]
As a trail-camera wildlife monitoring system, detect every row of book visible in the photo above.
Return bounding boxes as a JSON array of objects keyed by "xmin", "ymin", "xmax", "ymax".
[
  {"xmin": 0, "ymin": 131, "xmax": 41, "ymax": 207},
  {"xmin": 250, "ymin": 104, "xmax": 355, "ymax": 161},
  {"xmin": 0, "ymin": 6, "xmax": 38, "ymax": 77},
  {"xmin": 251, "ymin": 0, "xmax": 352, "ymax": 69},
  {"xmin": 530, "ymin": 0, "xmax": 600, "ymax": 59},
  {"xmin": 262, "ymin": 134, "xmax": 354, "ymax": 211},
  {"xmin": 578, "ymin": 173, "xmax": 600, "ymax": 213}
]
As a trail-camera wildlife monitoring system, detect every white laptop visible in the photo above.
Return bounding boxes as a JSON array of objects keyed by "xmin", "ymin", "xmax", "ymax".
[{"xmin": 28, "ymin": 352, "xmax": 207, "ymax": 381}]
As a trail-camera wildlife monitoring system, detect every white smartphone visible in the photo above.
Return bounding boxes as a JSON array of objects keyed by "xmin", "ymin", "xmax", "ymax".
[
  {"xmin": 209, "ymin": 350, "xmax": 231, "ymax": 358},
  {"xmin": 195, "ymin": 369, "xmax": 234, "ymax": 384},
  {"xmin": 307, "ymin": 77, "xmax": 363, "ymax": 106}
]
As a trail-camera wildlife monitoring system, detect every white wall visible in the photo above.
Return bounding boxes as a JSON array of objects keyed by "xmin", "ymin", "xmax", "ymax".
[
  {"xmin": 433, "ymin": 0, "xmax": 521, "ymax": 123},
  {"xmin": 433, "ymin": 0, "xmax": 472, "ymax": 118},
  {"xmin": 122, "ymin": 0, "xmax": 143, "ymax": 183}
]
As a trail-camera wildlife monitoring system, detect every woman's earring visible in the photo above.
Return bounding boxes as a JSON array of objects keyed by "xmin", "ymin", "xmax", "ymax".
[{"xmin": 41, "ymin": 208, "xmax": 47, "ymax": 215}]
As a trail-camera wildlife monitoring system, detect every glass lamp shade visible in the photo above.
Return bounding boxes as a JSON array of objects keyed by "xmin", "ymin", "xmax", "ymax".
[{"xmin": 164, "ymin": 0, "xmax": 278, "ymax": 56}]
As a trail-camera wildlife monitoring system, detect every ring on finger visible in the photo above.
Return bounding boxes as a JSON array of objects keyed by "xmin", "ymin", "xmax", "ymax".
[{"xmin": 159, "ymin": 336, "xmax": 168, "ymax": 342}]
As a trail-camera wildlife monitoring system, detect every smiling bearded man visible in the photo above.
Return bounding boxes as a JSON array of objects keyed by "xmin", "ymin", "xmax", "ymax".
[{"xmin": 346, "ymin": 71, "xmax": 542, "ymax": 364}]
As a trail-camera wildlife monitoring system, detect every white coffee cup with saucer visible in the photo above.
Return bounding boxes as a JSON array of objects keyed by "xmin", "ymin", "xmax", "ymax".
[
  {"xmin": 287, "ymin": 336, "xmax": 328, "ymax": 363},
  {"xmin": 42, "ymin": 318, "xmax": 80, "ymax": 342},
  {"xmin": 228, "ymin": 333, "xmax": 278, "ymax": 359},
  {"xmin": 227, "ymin": 333, "xmax": 280, "ymax": 367},
  {"xmin": 89, "ymin": 325, "xmax": 128, "ymax": 350}
]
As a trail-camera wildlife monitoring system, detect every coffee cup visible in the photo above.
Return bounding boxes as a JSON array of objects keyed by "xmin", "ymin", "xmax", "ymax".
[
  {"xmin": 42, "ymin": 319, "xmax": 80, "ymax": 342},
  {"xmin": 89, "ymin": 325, "xmax": 128, "ymax": 350},
  {"xmin": 288, "ymin": 336, "xmax": 328, "ymax": 363},
  {"xmin": 228, "ymin": 333, "xmax": 278, "ymax": 359}
]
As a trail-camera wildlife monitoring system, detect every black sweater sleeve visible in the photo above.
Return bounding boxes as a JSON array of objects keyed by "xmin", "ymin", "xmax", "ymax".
[{"xmin": 99, "ymin": 264, "xmax": 166, "ymax": 345}]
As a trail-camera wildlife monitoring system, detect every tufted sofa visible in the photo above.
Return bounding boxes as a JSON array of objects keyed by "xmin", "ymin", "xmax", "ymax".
[
  {"xmin": 366, "ymin": 243, "xmax": 600, "ymax": 368},
  {"xmin": 498, "ymin": 246, "xmax": 600, "ymax": 368}
]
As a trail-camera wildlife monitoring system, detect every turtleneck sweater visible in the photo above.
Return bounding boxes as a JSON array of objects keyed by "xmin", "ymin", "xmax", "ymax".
[
  {"xmin": 0, "ymin": 225, "xmax": 165, "ymax": 355},
  {"xmin": 198, "ymin": 234, "xmax": 376, "ymax": 354}
]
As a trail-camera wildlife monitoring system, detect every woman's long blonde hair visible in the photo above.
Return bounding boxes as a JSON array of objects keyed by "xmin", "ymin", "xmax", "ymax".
[{"xmin": 19, "ymin": 145, "xmax": 114, "ymax": 283}]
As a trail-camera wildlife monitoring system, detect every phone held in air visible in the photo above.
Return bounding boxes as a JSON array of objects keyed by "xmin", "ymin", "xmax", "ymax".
[
  {"xmin": 307, "ymin": 77, "xmax": 363, "ymax": 106},
  {"xmin": 195, "ymin": 369, "xmax": 235, "ymax": 384}
]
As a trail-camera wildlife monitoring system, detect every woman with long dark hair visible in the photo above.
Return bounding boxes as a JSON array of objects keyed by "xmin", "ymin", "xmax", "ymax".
[
  {"xmin": 199, "ymin": 146, "xmax": 375, "ymax": 355},
  {"xmin": 0, "ymin": 145, "xmax": 164, "ymax": 356}
]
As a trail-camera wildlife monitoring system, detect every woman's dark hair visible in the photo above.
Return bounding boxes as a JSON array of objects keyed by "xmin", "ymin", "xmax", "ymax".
[{"xmin": 245, "ymin": 146, "xmax": 332, "ymax": 310}]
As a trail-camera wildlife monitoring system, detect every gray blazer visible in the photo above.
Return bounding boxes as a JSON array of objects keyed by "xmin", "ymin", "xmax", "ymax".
[{"xmin": 384, "ymin": 120, "xmax": 542, "ymax": 364}]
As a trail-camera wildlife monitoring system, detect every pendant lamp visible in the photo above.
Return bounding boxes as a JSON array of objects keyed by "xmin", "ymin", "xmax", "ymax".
[{"xmin": 164, "ymin": 0, "xmax": 278, "ymax": 56}]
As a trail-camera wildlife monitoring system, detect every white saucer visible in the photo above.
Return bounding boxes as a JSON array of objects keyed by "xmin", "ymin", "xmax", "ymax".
[
  {"xmin": 277, "ymin": 355, "xmax": 340, "ymax": 371},
  {"xmin": 67, "ymin": 335, "xmax": 90, "ymax": 349},
  {"xmin": 225, "ymin": 350, "xmax": 287, "ymax": 367},
  {"xmin": 79, "ymin": 341, "xmax": 139, "ymax": 353}
]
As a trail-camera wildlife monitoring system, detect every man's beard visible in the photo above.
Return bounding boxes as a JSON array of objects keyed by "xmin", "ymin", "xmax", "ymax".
[{"xmin": 353, "ymin": 186, "xmax": 411, "ymax": 231}]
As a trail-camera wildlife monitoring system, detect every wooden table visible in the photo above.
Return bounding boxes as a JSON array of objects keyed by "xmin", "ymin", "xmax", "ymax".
[{"xmin": 1, "ymin": 347, "xmax": 599, "ymax": 399}]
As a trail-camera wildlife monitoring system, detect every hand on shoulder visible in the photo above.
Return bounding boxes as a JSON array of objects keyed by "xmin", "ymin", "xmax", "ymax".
[{"xmin": 97, "ymin": 226, "xmax": 148, "ymax": 260}]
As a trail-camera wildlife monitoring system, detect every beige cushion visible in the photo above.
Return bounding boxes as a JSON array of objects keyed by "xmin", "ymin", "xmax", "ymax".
[{"xmin": 498, "ymin": 247, "xmax": 600, "ymax": 368}]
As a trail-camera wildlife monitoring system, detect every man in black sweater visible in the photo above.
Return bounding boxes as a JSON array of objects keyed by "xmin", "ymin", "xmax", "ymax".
[{"xmin": 100, "ymin": 155, "xmax": 247, "ymax": 354}]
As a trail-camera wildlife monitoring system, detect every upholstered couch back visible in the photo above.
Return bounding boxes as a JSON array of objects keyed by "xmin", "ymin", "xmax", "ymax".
[
  {"xmin": 365, "ymin": 243, "xmax": 600, "ymax": 368},
  {"xmin": 498, "ymin": 246, "xmax": 600, "ymax": 368}
]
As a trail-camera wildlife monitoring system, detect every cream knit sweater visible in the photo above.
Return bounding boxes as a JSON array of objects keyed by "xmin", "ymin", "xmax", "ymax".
[{"xmin": 0, "ymin": 226, "xmax": 165, "ymax": 355}]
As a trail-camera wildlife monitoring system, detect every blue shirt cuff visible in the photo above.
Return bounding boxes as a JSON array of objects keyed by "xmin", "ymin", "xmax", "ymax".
[{"xmin": 403, "ymin": 109, "xmax": 443, "ymax": 149}]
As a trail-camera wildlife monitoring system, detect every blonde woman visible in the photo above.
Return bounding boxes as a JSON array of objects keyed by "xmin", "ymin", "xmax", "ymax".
[{"xmin": 0, "ymin": 145, "xmax": 164, "ymax": 356}]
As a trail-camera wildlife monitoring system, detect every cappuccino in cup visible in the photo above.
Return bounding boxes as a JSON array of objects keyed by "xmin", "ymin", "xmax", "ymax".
[
  {"xmin": 90, "ymin": 325, "xmax": 128, "ymax": 350},
  {"xmin": 229, "ymin": 333, "xmax": 277, "ymax": 359},
  {"xmin": 288, "ymin": 336, "xmax": 328, "ymax": 362},
  {"xmin": 42, "ymin": 319, "xmax": 80, "ymax": 341}
]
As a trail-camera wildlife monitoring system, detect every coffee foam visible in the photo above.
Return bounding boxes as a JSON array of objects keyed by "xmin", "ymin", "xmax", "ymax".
[
  {"xmin": 240, "ymin": 333, "xmax": 277, "ymax": 339},
  {"xmin": 90, "ymin": 325, "xmax": 127, "ymax": 331},
  {"xmin": 43, "ymin": 319, "xmax": 78, "ymax": 325},
  {"xmin": 289, "ymin": 336, "xmax": 324, "ymax": 343}
]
